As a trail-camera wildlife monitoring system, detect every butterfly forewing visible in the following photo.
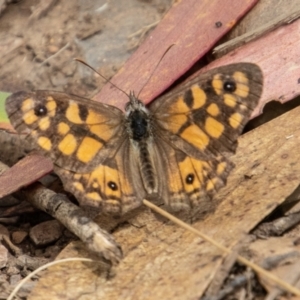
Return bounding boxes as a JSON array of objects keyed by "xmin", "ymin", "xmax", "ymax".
[
  {"xmin": 6, "ymin": 91, "xmax": 125, "ymax": 173},
  {"xmin": 151, "ymin": 63, "xmax": 263, "ymax": 158}
]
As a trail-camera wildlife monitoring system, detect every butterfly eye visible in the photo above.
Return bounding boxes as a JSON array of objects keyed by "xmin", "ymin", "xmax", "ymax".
[
  {"xmin": 223, "ymin": 80, "xmax": 236, "ymax": 92},
  {"xmin": 125, "ymin": 102, "xmax": 131, "ymax": 112},
  {"xmin": 108, "ymin": 181, "xmax": 118, "ymax": 191},
  {"xmin": 186, "ymin": 174, "xmax": 195, "ymax": 184},
  {"xmin": 34, "ymin": 104, "xmax": 48, "ymax": 116}
]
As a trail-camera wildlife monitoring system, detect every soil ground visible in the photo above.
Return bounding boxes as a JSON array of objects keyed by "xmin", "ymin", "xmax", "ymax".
[{"xmin": 0, "ymin": 1, "xmax": 172, "ymax": 298}]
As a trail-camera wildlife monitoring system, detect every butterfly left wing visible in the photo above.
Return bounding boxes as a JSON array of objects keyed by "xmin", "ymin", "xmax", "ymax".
[{"xmin": 6, "ymin": 91, "xmax": 138, "ymax": 212}]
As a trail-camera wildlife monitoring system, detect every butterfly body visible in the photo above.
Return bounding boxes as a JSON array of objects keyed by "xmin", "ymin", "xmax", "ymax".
[
  {"xmin": 6, "ymin": 63, "xmax": 263, "ymax": 216},
  {"xmin": 125, "ymin": 93, "xmax": 160, "ymax": 198}
]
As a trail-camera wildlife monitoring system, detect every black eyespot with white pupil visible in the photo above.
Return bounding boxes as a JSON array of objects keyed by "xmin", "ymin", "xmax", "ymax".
[
  {"xmin": 34, "ymin": 104, "xmax": 48, "ymax": 116},
  {"xmin": 223, "ymin": 80, "xmax": 236, "ymax": 92},
  {"xmin": 108, "ymin": 181, "xmax": 118, "ymax": 191},
  {"xmin": 186, "ymin": 174, "xmax": 195, "ymax": 184}
]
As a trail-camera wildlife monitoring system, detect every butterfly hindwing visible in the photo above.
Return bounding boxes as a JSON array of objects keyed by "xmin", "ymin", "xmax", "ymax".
[
  {"xmin": 56, "ymin": 141, "xmax": 142, "ymax": 215},
  {"xmin": 155, "ymin": 137, "xmax": 234, "ymax": 211}
]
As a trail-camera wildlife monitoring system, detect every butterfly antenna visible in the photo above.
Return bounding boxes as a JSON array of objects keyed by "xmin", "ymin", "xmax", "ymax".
[
  {"xmin": 74, "ymin": 58, "xmax": 129, "ymax": 98},
  {"xmin": 137, "ymin": 44, "xmax": 175, "ymax": 99}
]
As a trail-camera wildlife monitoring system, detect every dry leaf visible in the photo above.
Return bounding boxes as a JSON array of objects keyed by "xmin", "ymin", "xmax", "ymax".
[{"xmin": 29, "ymin": 106, "xmax": 300, "ymax": 300}]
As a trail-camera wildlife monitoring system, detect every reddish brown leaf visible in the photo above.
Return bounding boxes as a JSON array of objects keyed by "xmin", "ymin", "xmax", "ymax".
[
  {"xmin": 94, "ymin": 0, "xmax": 259, "ymax": 109},
  {"xmin": 0, "ymin": 155, "xmax": 53, "ymax": 199},
  {"xmin": 193, "ymin": 18, "xmax": 300, "ymax": 118}
]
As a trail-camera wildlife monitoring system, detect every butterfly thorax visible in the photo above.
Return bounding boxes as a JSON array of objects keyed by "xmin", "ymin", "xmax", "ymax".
[
  {"xmin": 125, "ymin": 93, "xmax": 158, "ymax": 195},
  {"xmin": 125, "ymin": 92, "xmax": 152, "ymax": 141}
]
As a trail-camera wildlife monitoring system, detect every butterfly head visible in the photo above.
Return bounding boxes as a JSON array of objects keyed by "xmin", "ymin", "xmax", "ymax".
[{"xmin": 125, "ymin": 92, "xmax": 148, "ymax": 114}]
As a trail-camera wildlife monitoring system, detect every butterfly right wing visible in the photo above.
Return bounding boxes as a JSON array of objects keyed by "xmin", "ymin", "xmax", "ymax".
[
  {"xmin": 6, "ymin": 91, "xmax": 126, "ymax": 173},
  {"xmin": 149, "ymin": 64, "xmax": 263, "ymax": 211}
]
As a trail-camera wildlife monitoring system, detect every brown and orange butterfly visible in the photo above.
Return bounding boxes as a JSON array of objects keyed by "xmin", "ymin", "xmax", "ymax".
[{"xmin": 5, "ymin": 63, "xmax": 263, "ymax": 216}]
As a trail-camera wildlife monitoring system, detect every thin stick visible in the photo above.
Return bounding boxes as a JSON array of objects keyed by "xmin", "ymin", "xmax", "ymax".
[
  {"xmin": 143, "ymin": 199, "xmax": 300, "ymax": 296},
  {"xmin": 40, "ymin": 42, "xmax": 70, "ymax": 66}
]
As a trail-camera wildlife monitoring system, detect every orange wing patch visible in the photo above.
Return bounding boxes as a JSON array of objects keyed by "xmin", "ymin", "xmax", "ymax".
[
  {"xmin": 37, "ymin": 136, "xmax": 52, "ymax": 151},
  {"xmin": 66, "ymin": 102, "xmax": 85, "ymax": 124},
  {"xmin": 76, "ymin": 137, "xmax": 103, "ymax": 163},
  {"xmin": 190, "ymin": 85, "xmax": 206, "ymax": 109},
  {"xmin": 57, "ymin": 122, "xmax": 70, "ymax": 135},
  {"xmin": 181, "ymin": 125, "xmax": 209, "ymax": 150},
  {"xmin": 233, "ymin": 71, "xmax": 249, "ymax": 97},
  {"xmin": 204, "ymin": 117, "xmax": 224, "ymax": 138},
  {"xmin": 58, "ymin": 134, "xmax": 78, "ymax": 155}
]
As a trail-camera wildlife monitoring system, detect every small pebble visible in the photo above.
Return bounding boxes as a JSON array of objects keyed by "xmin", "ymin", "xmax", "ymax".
[
  {"xmin": 44, "ymin": 245, "xmax": 61, "ymax": 258},
  {"xmin": 47, "ymin": 44, "xmax": 59, "ymax": 53},
  {"xmin": 9, "ymin": 274, "xmax": 21, "ymax": 286},
  {"xmin": 29, "ymin": 220, "xmax": 63, "ymax": 246},
  {"xmin": 12, "ymin": 231, "xmax": 28, "ymax": 244},
  {"xmin": 6, "ymin": 266, "xmax": 20, "ymax": 276}
]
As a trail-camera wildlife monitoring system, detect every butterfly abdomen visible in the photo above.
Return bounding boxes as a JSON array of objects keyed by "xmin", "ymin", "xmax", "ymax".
[{"xmin": 138, "ymin": 140, "xmax": 158, "ymax": 193}]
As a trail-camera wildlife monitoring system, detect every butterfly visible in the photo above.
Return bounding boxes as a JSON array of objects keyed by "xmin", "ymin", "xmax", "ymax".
[{"xmin": 5, "ymin": 63, "xmax": 263, "ymax": 216}]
